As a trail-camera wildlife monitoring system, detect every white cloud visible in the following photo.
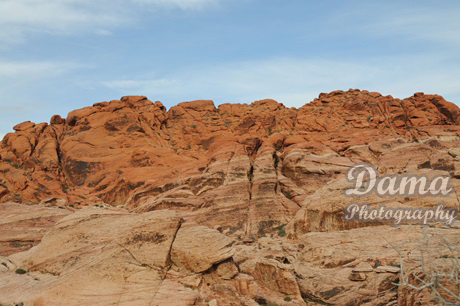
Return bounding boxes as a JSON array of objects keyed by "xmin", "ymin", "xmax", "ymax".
[{"xmin": 0, "ymin": 0, "xmax": 221, "ymax": 45}]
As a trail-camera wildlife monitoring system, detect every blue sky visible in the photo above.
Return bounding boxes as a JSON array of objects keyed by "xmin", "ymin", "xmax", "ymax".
[{"xmin": 1, "ymin": 0, "xmax": 460, "ymax": 139}]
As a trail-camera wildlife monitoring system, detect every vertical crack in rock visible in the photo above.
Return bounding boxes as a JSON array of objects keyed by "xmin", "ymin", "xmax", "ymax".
[
  {"xmin": 53, "ymin": 127, "xmax": 70, "ymax": 199},
  {"xmin": 242, "ymin": 137, "xmax": 262, "ymax": 237},
  {"xmin": 166, "ymin": 218, "xmax": 183, "ymax": 270},
  {"xmin": 247, "ymin": 163, "xmax": 254, "ymax": 201},
  {"xmin": 273, "ymin": 151, "xmax": 280, "ymax": 195},
  {"xmin": 246, "ymin": 161, "xmax": 254, "ymax": 236},
  {"xmin": 149, "ymin": 217, "xmax": 183, "ymax": 305},
  {"xmin": 273, "ymin": 151, "xmax": 280, "ymax": 175},
  {"xmin": 272, "ymin": 136, "xmax": 284, "ymax": 190},
  {"xmin": 54, "ymin": 129, "xmax": 63, "ymax": 168},
  {"xmin": 28, "ymin": 136, "xmax": 39, "ymax": 158}
]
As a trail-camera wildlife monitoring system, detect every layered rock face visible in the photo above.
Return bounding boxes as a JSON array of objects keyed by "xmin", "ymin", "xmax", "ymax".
[
  {"xmin": 1, "ymin": 90, "xmax": 460, "ymax": 305},
  {"xmin": 1, "ymin": 202, "xmax": 459, "ymax": 305},
  {"xmin": 1, "ymin": 90, "xmax": 460, "ymax": 237}
]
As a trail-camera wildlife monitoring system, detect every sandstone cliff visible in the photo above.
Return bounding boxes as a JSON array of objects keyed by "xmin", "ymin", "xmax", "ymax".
[
  {"xmin": 1, "ymin": 90, "xmax": 460, "ymax": 236},
  {"xmin": 0, "ymin": 90, "xmax": 459, "ymax": 305}
]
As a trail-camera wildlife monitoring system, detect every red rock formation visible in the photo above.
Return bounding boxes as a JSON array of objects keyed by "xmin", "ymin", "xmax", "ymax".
[
  {"xmin": 1, "ymin": 90, "xmax": 460, "ymax": 305},
  {"xmin": 0, "ymin": 90, "xmax": 459, "ymax": 238}
]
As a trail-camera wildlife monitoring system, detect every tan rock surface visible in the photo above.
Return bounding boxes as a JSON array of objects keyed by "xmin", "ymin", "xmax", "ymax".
[
  {"xmin": 0, "ymin": 202, "xmax": 71, "ymax": 256},
  {"xmin": 0, "ymin": 204, "xmax": 458, "ymax": 305},
  {"xmin": 171, "ymin": 223, "xmax": 235, "ymax": 273}
]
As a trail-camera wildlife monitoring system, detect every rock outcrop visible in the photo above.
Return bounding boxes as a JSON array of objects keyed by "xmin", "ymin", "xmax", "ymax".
[
  {"xmin": 1, "ymin": 90, "xmax": 460, "ymax": 238},
  {"xmin": 0, "ymin": 90, "xmax": 460, "ymax": 304},
  {"xmin": 0, "ymin": 202, "xmax": 71, "ymax": 256},
  {"xmin": 1, "ymin": 203, "xmax": 458, "ymax": 305}
]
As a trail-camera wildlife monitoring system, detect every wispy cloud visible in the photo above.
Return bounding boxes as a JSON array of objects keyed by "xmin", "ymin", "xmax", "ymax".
[
  {"xmin": 324, "ymin": 3, "xmax": 460, "ymax": 47},
  {"xmin": 0, "ymin": 59, "xmax": 85, "ymax": 123},
  {"xmin": 0, "ymin": 60, "xmax": 82, "ymax": 78},
  {"xmin": 133, "ymin": 0, "xmax": 220, "ymax": 10},
  {"xmin": 0, "ymin": 0, "xmax": 221, "ymax": 45},
  {"xmin": 100, "ymin": 57, "xmax": 378, "ymax": 106},
  {"xmin": 101, "ymin": 79, "xmax": 178, "ymax": 92},
  {"xmin": 100, "ymin": 54, "xmax": 460, "ymax": 107},
  {"xmin": 0, "ymin": 58, "xmax": 87, "ymax": 135},
  {"xmin": 0, "ymin": 59, "xmax": 84, "ymax": 100}
]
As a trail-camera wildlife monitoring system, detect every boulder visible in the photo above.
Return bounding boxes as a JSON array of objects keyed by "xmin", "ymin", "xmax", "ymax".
[
  {"xmin": 171, "ymin": 224, "xmax": 234, "ymax": 273},
  {"xmin": 352, "ymin": 262, "xmax": 374, "ymax": 273},
  {"xmin": 50, "ymin": 115, "xmax": 65, "ymax": 125}
]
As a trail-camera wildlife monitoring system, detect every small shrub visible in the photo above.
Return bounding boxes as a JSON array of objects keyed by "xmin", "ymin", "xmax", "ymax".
[
  {"xmin": 284, "ymin": 296, "xmax": 292, "ymax": 302},
  {"xmin": 278, "ymin": 228, "xmax": 286, "ymax": 237},
  {"xmin": 276, "ymin": 224, "xmax": 287, "ymax": 237},
  {"xmin": 282, "ymin": 190, "xmax": 293, "ymax": 199},
  {"xmin": 15, "ymin": 268, "xmax": 27, "ymax": 275}
]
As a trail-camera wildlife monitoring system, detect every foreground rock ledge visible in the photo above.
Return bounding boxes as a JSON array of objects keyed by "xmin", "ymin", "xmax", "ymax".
[{"xmin": 0, "ymin": 203, "xmax": 459, "ymax": 305}]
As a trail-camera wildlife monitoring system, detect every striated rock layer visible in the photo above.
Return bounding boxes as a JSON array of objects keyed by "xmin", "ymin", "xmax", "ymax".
[
  {"xmin": 1, "ymin": 202, "xmax": 459, "ymax": 305},
  {"xmin": 1, "ymin": 90, "xmax": 460, "ymax": 237}
]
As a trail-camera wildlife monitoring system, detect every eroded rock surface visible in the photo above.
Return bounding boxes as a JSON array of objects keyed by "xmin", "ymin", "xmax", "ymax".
[
  {"xmin": 1, "ymin": 208, "xmax": 458, "ymax": 305},
  {"xmin": 0, "ymin": 90, "xmax": 460, "ymax": 304},
  {"xmin": 0, "ymin": 202, "xmax": 71, "ymax": 256},
  {"xmin": 1, "ymin": 90, "xmax": 460, "ymax": 238}
]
